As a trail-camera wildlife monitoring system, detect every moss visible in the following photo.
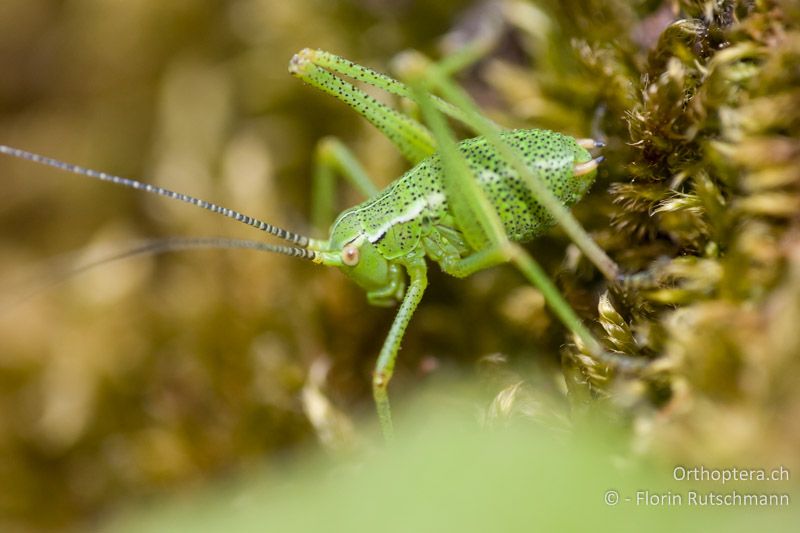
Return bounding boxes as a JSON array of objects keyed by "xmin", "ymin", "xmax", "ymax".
[{"xmin": 480, "ymin": 0, "xmax": 799, "ymax": 467}]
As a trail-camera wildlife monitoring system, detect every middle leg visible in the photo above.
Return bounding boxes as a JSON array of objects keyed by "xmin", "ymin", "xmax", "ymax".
[{"xmin": 311, "ymin": 136, "xmax": 379, "ymax": 233}]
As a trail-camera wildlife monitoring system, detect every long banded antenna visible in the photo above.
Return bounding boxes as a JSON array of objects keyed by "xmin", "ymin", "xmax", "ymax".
[
  {"xmin": 48, "ymin": 237, "xmax": 317, "ymax": 288},
  {"xmin": 0, "ymin": 145, "xmax": 311, "ymax": 247},
  {"xmin": 117, "ymin": 236, "xmax": 318, "ymax": 260},
  {"xmin": 2, "ymin": 237, "xmax": 317, "ymax": 314}
]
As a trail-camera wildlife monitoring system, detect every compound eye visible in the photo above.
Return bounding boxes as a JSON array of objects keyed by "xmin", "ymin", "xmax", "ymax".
[{"xmin": 342, "ymin": 244, "xmax": 360, "ymax": 266}]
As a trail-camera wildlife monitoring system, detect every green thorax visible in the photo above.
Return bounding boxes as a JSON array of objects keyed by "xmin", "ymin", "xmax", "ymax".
[{"xmin": 329, "ymin": 129, "xmax": 595, "ymax": 260}]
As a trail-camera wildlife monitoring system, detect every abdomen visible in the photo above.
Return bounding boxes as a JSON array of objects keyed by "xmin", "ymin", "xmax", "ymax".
[
  {"xmin": 354, "ymin": 129, "xmax": 593, "ymax": 255},
  {"xmin": 460, "ymin": 129, "xmax": 593, "ymax": 242}
]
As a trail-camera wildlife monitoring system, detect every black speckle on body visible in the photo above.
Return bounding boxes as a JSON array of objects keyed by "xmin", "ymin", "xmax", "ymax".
[{"xmin": 348, "ymin": 129, "xmax": 594, "ymax": 257}]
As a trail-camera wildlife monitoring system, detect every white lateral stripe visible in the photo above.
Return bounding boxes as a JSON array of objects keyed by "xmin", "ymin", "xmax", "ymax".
[
  {"xmin": 366, "ymin": 197, "xmax": 428, "ymax": 243},
  {"xmin": 426, "ymin": 191, "xmax": 446, "ymax": 209}
]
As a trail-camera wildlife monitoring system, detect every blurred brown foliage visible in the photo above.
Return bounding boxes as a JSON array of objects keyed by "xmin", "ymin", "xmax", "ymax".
[{"xmin": 0, "ymin": 0, "xmax": 472, "ymax": 529}]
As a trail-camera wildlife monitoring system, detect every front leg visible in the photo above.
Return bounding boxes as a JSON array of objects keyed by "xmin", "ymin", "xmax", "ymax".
[{"xmin": 373, "ymin": 256, "xmax": 428, "ymax": 440}]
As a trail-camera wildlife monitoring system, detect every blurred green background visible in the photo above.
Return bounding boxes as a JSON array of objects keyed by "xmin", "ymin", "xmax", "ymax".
[{"xmin": 1, "ymin": 0, "xmax": 799, "ymax": 530}]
